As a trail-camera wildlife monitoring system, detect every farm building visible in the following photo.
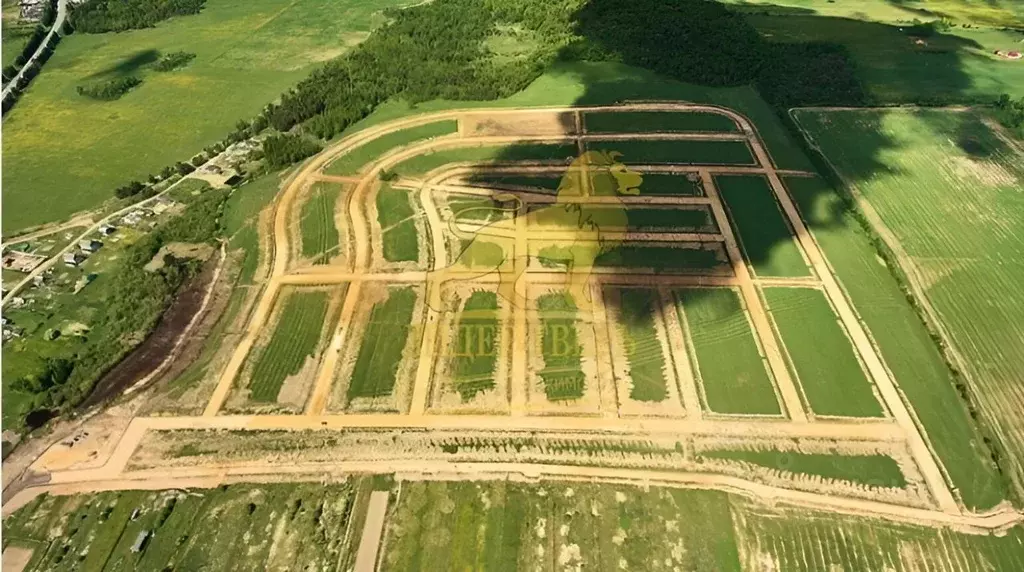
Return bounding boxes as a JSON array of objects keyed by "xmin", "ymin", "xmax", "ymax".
[
  {"xmin": 78, "ymin": 239, "xmax": 102, "ymax": 252},
  {"xmin": 63, "ymin": 252, "xmax": 84, "ymax": 267},
  {"xmin": 99, "ymin": 224, "xmax": 117, "ymax": 236},
  {"xmin": 130, "ymin": 530, "xmax": 149, "ymax": 553}
]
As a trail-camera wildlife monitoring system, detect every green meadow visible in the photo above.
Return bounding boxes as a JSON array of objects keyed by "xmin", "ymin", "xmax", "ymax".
[{"xmin": 2, "ymin": 0, "xmax": 410, "ymax": 233}]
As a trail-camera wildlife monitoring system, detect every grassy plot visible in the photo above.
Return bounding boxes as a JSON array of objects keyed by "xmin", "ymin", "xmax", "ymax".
[
  {"xmin": 699, "ymin": 448, "xmax": 906, "ymax": 487},
  {"xmin": 2, "ymin": 0, "xmax": 411, "ymax": 233},
  {"xmin": 245, "ymin": 288, "xmax": 337, "ymax": 403},
  {"xmin": 676, "ymin": 288, "xmax": 781, "ymax": 415},
  {"xmin": 347, "ymin": 286, "xmax": 418, "ymax": 399},
  {"xmin": 3, "ymin": 482, "xmax": 361, "ymax": 571},
  {"xmin": 392, "ymin": 143, "xmax": 578, "ymax": 176},
  {"xmin": 793, "ymin": 109, "xmax": 1024, "ymax": 502},
  {"xmin": 617, "ymin": 288, "xmax": 669, "ymax": 402},
  {"xmin": 585, "ymin": 139, "xmax": 755, "ymax": 165},
  {"xmin": 530, "ymin": 205, "xmax": 715, "ymax": 232},
  {"xmin": 734, "ymin": 498, "xmax": 1024, "ymax": 572},
  {"xmin": 300, "ymin": 182, "xmax": 342, "ymax": 263},
  {"xmin": 784, "ymin": 175, "xmax": 1008, "ymax": 510},
  {"xmin": 636, "ymin": 172, "xmax": 705, "ymax": 196},
  {"xmin": 376, "ymin": 184, "xmax": 419, "ymax": 262},
  {"xmin": 383, "ymin": 482, "xmax": 741, "ymax": 572},
  {"xmin": 463, "ymin": 172, "xmax": 562, "ymax": 193},
  {"xmin": 447, "ymin": 195, "xmax": 513, "ymax": 223},
  {"xmin": 584, "ymin": 110, "xmax": 739, "ymax": 133},
  {"xmin": 324, "ymin": 119, "xmax": 459, "ymax": 176},
  {"xmin": 715, "ymin": 175, "xmax": 809, "ymax": 277},
  {"xmin": 764, "ymin": 287, "xmax": 883, "ymax": 418},
  {"xmin": 464, "ymin": 171, "xmax": 705, "ymax": 197},
  {"xmin": 450, "ymin": 291, "xmax": 500, "ymax": 401},
  {"xmin": 593, "ymin": 244, "xmax": 724, "ymax": 272},
  {"xmin": 537, "ymin": 291, "xmax": 585, "ymax": 401}
]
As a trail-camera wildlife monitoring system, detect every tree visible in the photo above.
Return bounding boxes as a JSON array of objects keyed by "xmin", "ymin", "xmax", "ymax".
[{"xmin": 175, "ymin": 161, "xmax": 194, "ymax": 175}]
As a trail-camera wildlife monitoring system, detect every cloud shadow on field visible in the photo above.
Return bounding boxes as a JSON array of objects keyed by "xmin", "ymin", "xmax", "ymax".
[{"xmin": 85, "ymin": 49, "xmax": 161, "ymax": 80}]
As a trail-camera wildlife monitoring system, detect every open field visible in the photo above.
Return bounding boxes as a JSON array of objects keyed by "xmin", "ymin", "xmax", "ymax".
[
  {"xmin": 698, "ymin": 448, "xmax": 907, "ymax": 488},
  {"xmin": 323, "ymin": 120, "xmax": 458, "ymax": 176},
  {"xmin": 764, "ymin": 287, "xmax": 884, "ymax": 418},
  {"xmin": 392, "ymin": 143, "xmax": 579, "ymax": 176},
  {"xmin": 615, "ymin": 288, "xmax": 670, "ymax": 403},
  {"xmin": 2, "ymin": 0, "xmax": 413, "ymax": 233},
  {"xmin": 675, "ymin": 288, "xmax": 780, "ymax": 416},
  {"xmin": 536, "ymin": 291, "xmax": 586, "ymax": 402},
  {"xmin": 584, "ymin": 139, "xmax": 756, "ymax": 165},
  {"xmin": 584, "ymin": 110, "xmax": 740, "ymax": 133},
  {"xmin": 449, "ymin": 291, "xmax": 501, "ymax": 402},
  {"xmin": 299, "ymin": 182, "xmax": 343, "ymax": 264},
  {"xmin": 794, "ymin": 108, "xmax": 1024, "ymax": 504},
  {"xmin": 784, "ymin": 174, "xmax": 1009, "ymax": 510},
  {"xmin": 1, "ymin": 481, "xmax": 367, "ymax": 571},
  {"xmin": 375, "ymin": 184, "xmax": 420, "ymax": 263},
  {"xmin": 722, "ymin": 0, "xmax": 1024, "ymax": 27},
  {"xmin": 344, "ymin": 286, "xmax": 419, "ymax": 403},
  {"xmin": 232, "ymin": 287, "xmax": 342, "ymax": 410},
  {"xmin": 716, "ymin": 175, "xmax": 809, "ymax": 277}
]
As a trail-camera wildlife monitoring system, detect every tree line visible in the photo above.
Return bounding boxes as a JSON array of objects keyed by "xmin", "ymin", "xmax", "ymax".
[
  {"xmin": 76, "ymin": 76, "xmax": 142, "ymax": 100},
  {"xmin": 69, "ymin": 0, "xmax": 206, "ymax": 33}
]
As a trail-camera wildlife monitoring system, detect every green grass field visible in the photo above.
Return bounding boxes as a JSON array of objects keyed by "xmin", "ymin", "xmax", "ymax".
[
  {"xmin": 463, "ymin": 172, "xmax": 563, "ymax": 193},
  {"xmin": 392, "ymin": 143, "xmax": 578, "ymax": 177},
  {"xmin": 764, "ymin": 287, "xmax": 884, "ymax": 418},
  {"xmin": 784, "ymin": 174, "xmax": 1009, "ymax": 510},
  {"xmin": 583, "ymin": 110, "xmax": 740, "ymax": 133},
  {"xmin": 466, "ymin": 171, "xmax": 706, "ymax": 197},
  {"xmin": 676, "ymin": 288, "xmax": 781, "ymax": 415},
  {"xmin": 376, "ymin": 184, "xmax": 419, "ymax": 262},
  {"xmin": 347, "ymin": 286, "xmax": 417, "ymax": 400},
  {"xmin": 2, "ymin": 481, "xmax": 364, "ymax": 571},
  {"xmin": 590, "ymin": 244, "xmax": 724, "ymax": 272},
  {"xmin": 616, "ymin": 288, "xmax": 669, "ymax": 402},
  {"xmin": 323, "ymin": 119, "xmax": 459, "ymax": 176},
  {"xmin": 722, "ymin": 0, "xmax": 1024, "ymax": 27},
  {"xmin": 2, "ymin": 0, "xmax": 412, "ymax": 233},
  {"xmin": 529, "ymin": 204, "xmax": 714, "ymax": 232},
  {"xmin": 716, "ymin": 174, "xmax": 809, "ymax": 277},
  {"xmin": 585, "ymin": 139, "xmax": 756, "ymax": 165},
  {"xmin": 450, "ymin": 291, "xmax": 500, "ymax": 401},
  {"xmin": 537, "ymin": 291, "xmax": 585, "ymax": 401},
  {"xmin": 300, "ymin": 182, "xmax": 342, "ymax": 263},
  {"xmin": 700, "ymin": 448, "xmax": 906, "ymax": 487},
  {"xmin": 246, "ymin": 288, "xmax": 336, "ymax": 403},
  {"xmin": 384, "ymin": 482, "xmax": 741, "ymax": 571},
  {"xmin": 794, "ymin": 108, "xmax": 1024, "ymax": 503},
  {"xmin": 739, "ymin": 10, "xmax": 1024, "ymax": 103}
]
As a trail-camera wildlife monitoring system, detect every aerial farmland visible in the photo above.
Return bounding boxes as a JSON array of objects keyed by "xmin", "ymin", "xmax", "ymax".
[{"xmin": 3, "ymin": 0, "xmax": 1024, "ymax": 569}]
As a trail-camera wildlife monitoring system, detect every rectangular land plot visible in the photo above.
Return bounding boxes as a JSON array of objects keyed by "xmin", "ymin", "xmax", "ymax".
[
  {"xmin": 675, "ymin": 288, "xmax": 781, "ymax": 416},
  {"xmin": 527, "ymin": 204, "xmax": 716, "ymax": 233},
  {"xmin": 375, "ymin": 184, "xmax": 420, "ymax": 263},
  {"xmin": 430, "ymin": 286, "xmax": 511, "ymax": 414},
  {"xmin": 696, "ymin": 447, "xmax": 906, "ymax": 488},
  {"xmin": 784, "ymin": 174, "xmax": 1008, "ymax": 509},
  {"xmin": 715, "ymin": 174, "xmax": 809, "ymax": 277},
  {"xmin": 227, "ymin": 286, "xmax": 344, "ymax": 413},
  {"xmin": 532, "ymin": 242, "xmax": 730, "ymax": 275},
  {"xmin": 636, "ymin": 172, "xmax": 705, "ymax": 196},
  {"xmin": 585, "ymin": 139, "xmax": 755, "ymax": 165},
  {"xmin": 604, "ymin": 287, "xmax": 686, "ymax": 417},
  {"xmin": 446, "ymin": 194, "xmax": 515, "ymax": 224},
  {"xmin": 324, "ymin": 119, "xmax": 458, "ymax": 176},
  {"xmin": 331, "ymin": 284, "xmax": 423, "ymax": 413},
  {"xmin": 299, "ymin": 182, "xmax": 343, "ymax": 264},
  {"xmin": 584, "ymin": 110, "xmax": 740, "ymax": 133},
  {"xmin": 525, "ymin": 288, "xmax": 603, "ymax": 415},
  {"xmin": 392, "ymin": 143, "xmax": 578, "ymax": 177},
  {"xmin": 764, "ymin": 287, "xmax": 883, "ymax": 418}
]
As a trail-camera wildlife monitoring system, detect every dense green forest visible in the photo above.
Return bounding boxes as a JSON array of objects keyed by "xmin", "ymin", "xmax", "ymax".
[
  {"xmin": 8, "ymin": 190, "xmax": 228, "ymax": 414},
  {"xmin": 264, "ymin": 0, "xmax": 863, "ymax": 140},
  {"xmin": 262, "ymin": 133, "xmax": 322, "ymax": 168},
  {"xmin": 69, "ymin": 0, "xmax": 206, "ymax": 33}
]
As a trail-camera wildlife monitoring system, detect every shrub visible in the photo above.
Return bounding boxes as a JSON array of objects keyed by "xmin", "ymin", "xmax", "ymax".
[
  {"xmin": 153, "ymin": 51, "xmax": 195, "ymax": 72},
  {"xmin": 262, "ymin": 133, "xmax": 322, "ymax": 168},
  {"xmin": 76, "ymin": 76, "xmax": 142, "ymax": 100}
]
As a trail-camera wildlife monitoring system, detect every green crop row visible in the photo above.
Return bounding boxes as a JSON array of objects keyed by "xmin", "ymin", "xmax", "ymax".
[
  {"xmin": 347, "ymin": 286, "xmax": 418, "ymax": 400},
  {"xmin": 617, "ymin": 288, "xmax": 670, "ymax": 402},
  {"xmin": 584, "ymin": 111, "xmax": 740, "ymax": 133},
  {"xmin": 376, "ymin": 185, "xmax": 419, "ymax": 262},
  {"xmin": 324, "ymin": 119, "xmax": 459, "ymax": 176},
  {"xmin": 537, "ymin": 291, "xmax": 585, "ymax": 401},
  {"xmin": 699, "ymin": 448, "xmax": 906, "ymax": 488},
  {"xmin": 450, "ymin": 291, "xmax": 500, "ymax": 401},
  {"xmin": 299, "ymin": 182, "xmax": 342, "ymax": 263}
]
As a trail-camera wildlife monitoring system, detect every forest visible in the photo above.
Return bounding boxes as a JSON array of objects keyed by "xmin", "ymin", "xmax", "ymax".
[
  {"xmin": 69, "ymin": 0, "xmax": 206, "ymax": 33},
  {"xmin": 263, "ymin": 0, "xmax": 863, "ymax": 141}
]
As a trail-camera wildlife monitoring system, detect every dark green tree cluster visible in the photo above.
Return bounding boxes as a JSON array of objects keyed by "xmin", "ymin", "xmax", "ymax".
[
  {"xmin": 69, "ymin": 0, "xmax": 206, "ymax": 34},
  {"xmin": 995, "ymin": 94, "xmax": 1024, "ymax": 137},
  {"xmin": 568, "ymin": 0, "xmax": 864, "ymax": 106},
  {"xmin": 153, "ymin": 51, "xmax": 196, "ymax": 71},
  {"xmin": 266, "ymin": 0, "xmax": 577, "ymax": 138},
  {"xmin": 76, "ymin": 76, "xmax": 142, "ymax": 100},
  {"xmin": 262, "ymin": 133, "xmax": 322, "ymax": 167},
  {"xmin": 114, "ymin": 180, "xmax": 146, "ymax": 199},
  {"xmin": 11, "ymin": 190, "xmax": 229, "ymax": 413}
]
